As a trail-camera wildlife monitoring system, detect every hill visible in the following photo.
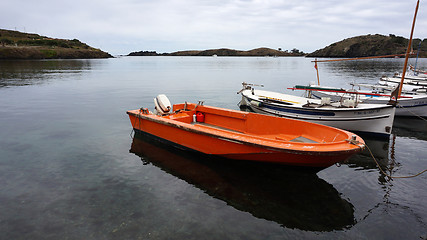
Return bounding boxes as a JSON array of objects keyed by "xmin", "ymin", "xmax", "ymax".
[
  {"xmin": 307, "ymin": 34, "xmax": 427, "ymax": 58},
  {"xmin": 128, "ymin": 47, "xmax": 305, "ymax": 57},
  {"xmin": 0, "ymin": 29, "xmax": 113, "ymax": 59}
]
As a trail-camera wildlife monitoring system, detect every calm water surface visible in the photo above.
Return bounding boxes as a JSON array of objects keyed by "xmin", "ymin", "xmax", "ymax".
[{"xmin": 0, "ymin": 57, "xmax": 426, "ymax": 239}]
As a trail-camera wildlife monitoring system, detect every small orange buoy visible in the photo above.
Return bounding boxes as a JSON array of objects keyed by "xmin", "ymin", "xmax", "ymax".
[{"xmin": 196, "ymin": 112, "xmax": 205, "ymax": 123}]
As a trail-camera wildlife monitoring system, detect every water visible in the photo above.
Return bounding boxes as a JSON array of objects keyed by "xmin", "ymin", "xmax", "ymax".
[{"xmin": 0, "ymin": 57, "xmax": 426, "ymax": 240}]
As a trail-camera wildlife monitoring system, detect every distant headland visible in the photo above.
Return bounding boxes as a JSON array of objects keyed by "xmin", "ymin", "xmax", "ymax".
[
  {"xmin": 128, "ymin": 47, "xmax": 305, "ymax": 57},
  {"xmin": 0, "ymin": 29, "xmax": 112, "ymax": 59},
  {"xmin": 129, "ymin": 34, "xmax": 427, "ymax": 58},
  {"xmin": 307, "ymin": 34, "xmax": 427, "ymax": 58}
]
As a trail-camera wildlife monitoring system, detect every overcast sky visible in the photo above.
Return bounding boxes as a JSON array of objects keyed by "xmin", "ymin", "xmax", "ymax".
[{"xmin": 2, "ymin": 0, "xmax": 427, "ymax": 55}]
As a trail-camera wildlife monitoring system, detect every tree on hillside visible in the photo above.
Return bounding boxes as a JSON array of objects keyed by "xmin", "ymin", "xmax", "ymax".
[
  {"xmin": 291, "ymin": 48, "xmax": 303, "ymax": 54},
  {"xmin": 0, "ymin": 38, "xmax": 14, "ymax": 47}
]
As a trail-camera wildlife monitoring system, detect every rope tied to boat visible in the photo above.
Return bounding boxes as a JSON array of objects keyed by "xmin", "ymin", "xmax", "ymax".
[
  {"xmin": 129, "ymin": 108, "xmax": 148, "ymax": 138},
  {"xmin": 345, "ymin": 135, "xmax": 366, "ymax": 149},
  {"xmin": 364, "ymin": 143, "xmax": 427, "ymax": 180},
  {"xmin": 139, "ymin": 107, "xmax": 149, "ymax": 114}
]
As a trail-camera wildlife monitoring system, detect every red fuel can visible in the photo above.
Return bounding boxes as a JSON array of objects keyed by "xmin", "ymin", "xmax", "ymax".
[{"xmin": 196, "ymin": 112, "xmax": 205, "ymax": 123}]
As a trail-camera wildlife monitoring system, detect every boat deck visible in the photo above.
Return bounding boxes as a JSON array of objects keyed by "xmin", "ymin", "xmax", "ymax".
[
  {"xmin": 194, "ymin": 122, "xmax": 319, "ymax": 143},
  {"xmin": 194, "ymin": 122, "xmax": 244, "ymax": 133}
]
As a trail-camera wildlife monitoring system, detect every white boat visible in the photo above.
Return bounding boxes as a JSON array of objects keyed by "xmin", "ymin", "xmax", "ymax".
[
  {"xmin": 238, "ymin": 83, "xmax": 396, "ymax": 137},
  {"xmin": 304, "ymin": 84, "xmax": 427, "ymax": 117},
  {"xmin": 379, "ymin": 76, "xmax": 427, "ymax": 90},
  {"xmin": 374, "ymin": 79, "xmax": 427, "ymax": 93},
  {"xmin": 353, "ymin": 82, "xmax": 426, "ymax": 94}
]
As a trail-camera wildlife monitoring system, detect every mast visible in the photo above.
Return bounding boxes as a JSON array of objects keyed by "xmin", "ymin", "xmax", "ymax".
[
  {"xmin": 399, "ymin": 0, "xmax": 420, "ymax": 97},
  {"xmin": 314, "ymin": 58, "xmax": 320, "ymax": 85},
  {"xmin": 414, "ymin": 41, "xmax": 422, "ymax": 75}
]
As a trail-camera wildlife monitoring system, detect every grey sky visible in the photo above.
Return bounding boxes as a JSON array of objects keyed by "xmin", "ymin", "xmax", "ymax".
[{"xmin": 2, "ymin": 0, "xmax": 426, "ymax": 55}]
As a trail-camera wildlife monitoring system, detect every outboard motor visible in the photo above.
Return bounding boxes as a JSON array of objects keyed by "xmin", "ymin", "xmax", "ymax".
[{"xmin": 154, "ymin": 94, "xmax": 171, "ymax": 115}]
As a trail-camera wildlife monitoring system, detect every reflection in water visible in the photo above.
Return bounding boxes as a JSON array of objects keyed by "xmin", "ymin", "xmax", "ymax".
[
  {"xmin": 345, "ymin": 136, "xmax": 391, "ymax": 169},
  {"xmin": 0, "ymin": 60, "xmax": 92, "ymax": 87},
  {"xmin": 129, "ymin": 132, "xmax": 355, "ymax": 231},
  {"xmin": 393, "ymin": 117, "xmax": 427, "ymax": 141},
  {"xmin": 344, "ymin": 136, "xmax": 395, "ymax": 183},
  {"xmin": 318, "ymin": 59, "xmax": 406, "ymax": 82},
  {"xmin": 346, "ymin": 116, "xmax": 427, "ymax": 182}
]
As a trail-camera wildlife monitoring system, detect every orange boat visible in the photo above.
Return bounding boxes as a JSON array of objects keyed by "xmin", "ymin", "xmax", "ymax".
[{"xmin": 126, "ymin": 95, "xmax": 365, "ymax": 168}]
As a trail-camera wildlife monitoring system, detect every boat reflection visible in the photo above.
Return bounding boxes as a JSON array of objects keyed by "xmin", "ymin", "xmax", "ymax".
[
  {"xmin": 130, "ymin": 132, "xmax": 355, "ymax": 231},
  {"xmin": 393, "ymin": 117, "xmax": 427, "ymax": 141},
  {"xmin": 344, "ymin": 136, "xmax": 391, "ymax": 170},
  {"xmin": 346, "ymin": 117, "xmax": 427, "ymax": 179}
]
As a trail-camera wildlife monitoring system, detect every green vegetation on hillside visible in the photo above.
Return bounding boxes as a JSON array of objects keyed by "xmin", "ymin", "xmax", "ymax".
[
  {"xmin": 307, "ymin": 34, "xmax": 427, "ymax": 58},
  {"xmin": 0, "ymin": 29, "xmax": 112, "ymax": 59}
]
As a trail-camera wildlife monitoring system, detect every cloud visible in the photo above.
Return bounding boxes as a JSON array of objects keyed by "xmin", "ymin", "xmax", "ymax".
[{"xmin": 1, "ymin": 0, "xmax": 426, "ymax": 55}]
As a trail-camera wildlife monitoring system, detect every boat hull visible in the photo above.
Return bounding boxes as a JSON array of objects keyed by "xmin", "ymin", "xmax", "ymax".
[
  {"xmin": 241, "ymin": 89, "xmax": 395, "ymax": 137},
  {"xmin": 359, "ymin": 95, "xmax": 427, "ymax": 117},
  {"xmin": 127, "ymin": 104, "xmax": 364, "ymax": 168},
  {"xmin": 132, "ymin": 127, "xmax": 356, "ymax": 168}
]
